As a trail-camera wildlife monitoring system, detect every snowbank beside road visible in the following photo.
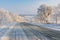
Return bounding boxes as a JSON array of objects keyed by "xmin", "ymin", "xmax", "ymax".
[{"xmin": 28, "ymin": 22, "xmax": 60, "ymax": 31}]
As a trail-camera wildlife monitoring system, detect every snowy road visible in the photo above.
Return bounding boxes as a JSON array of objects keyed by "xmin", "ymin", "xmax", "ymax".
[{"xmin": 0, "ymin": 22, "xmax": 60, "ymax": 40}]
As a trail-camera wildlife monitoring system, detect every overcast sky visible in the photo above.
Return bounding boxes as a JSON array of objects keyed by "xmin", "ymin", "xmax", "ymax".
[{"xmin": 0, "ymin": 0, "xmax": 60, "ymax": 15}]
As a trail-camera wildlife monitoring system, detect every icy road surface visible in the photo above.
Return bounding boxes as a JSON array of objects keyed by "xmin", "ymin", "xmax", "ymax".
[{"xmin": 0, "ymin": 22, "xmax": 60, "ymax": 40}]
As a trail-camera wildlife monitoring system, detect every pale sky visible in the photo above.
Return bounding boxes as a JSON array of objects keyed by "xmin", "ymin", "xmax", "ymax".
[{"xmin": 0, "ymin": 0, "xmax": 60, "ymax": 15}]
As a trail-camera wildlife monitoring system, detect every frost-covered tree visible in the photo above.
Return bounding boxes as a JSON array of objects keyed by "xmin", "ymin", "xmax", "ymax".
[
  {"xmin": 54, "ymin": 4, "xmax": 60, "ymax": 24},
  {"xmin": 37, "ymin": 4, "xmax": 52, "ymax": 23}
]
